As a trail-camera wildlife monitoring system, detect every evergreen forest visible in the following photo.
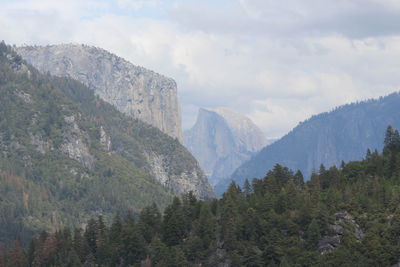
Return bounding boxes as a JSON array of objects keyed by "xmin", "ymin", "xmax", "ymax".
[{"xmin": 2, "ymin": 126, "xmax": 400, "ymax": 266}]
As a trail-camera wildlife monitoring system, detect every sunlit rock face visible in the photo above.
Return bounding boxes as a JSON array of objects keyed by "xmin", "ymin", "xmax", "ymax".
[
  {"xmin": 184, "ymin": 107, "xmax": 267, "ymax": 186},
  {"xmin": 16, "ymin": 44, "xmax": 183, "ymax": 143}
]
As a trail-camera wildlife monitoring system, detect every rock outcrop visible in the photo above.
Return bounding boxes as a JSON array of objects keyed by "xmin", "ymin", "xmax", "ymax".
[
  {"xmin": 61, "ymin": 114, "xmax": 96, "ymax": 170},
  {"xmin": 184, "ymin": 108, "xmax": 267, "ymax": 186},
  {"xmin": 318, "ymin": 212, "xmax": 364, "ymax": 254},
  {"xmin": 15, "ymin": 44, "xmax": 183, "ymax": 142},
  {"xmin": 143, "ymin": 151, "xmax": 214, "ymax": 200}
]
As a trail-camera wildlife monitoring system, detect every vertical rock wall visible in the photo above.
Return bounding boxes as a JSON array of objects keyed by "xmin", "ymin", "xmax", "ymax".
[{"xmin": 16, "ymin": 44, "xmax": 183, "ymax": 142}]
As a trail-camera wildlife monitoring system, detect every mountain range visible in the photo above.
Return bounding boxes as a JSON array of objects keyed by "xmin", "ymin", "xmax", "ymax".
[{"xmin": 216, "ymin": 92, "xmax": 400, "ymax": 194}]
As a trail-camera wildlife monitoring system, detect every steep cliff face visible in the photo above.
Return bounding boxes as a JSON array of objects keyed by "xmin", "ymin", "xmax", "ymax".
[
  {"xmin": 212, "ymin": 108, "xmax": 267, "ymax": 153},
  {"xmin": 184, "ymin": 108, "xmax": 267, "ymax": 186},
  {"xmin": 0, "ymin": 42, "xmax": 214, "ymax": 243},
  {"xmin": 221, "ymin": 93, "xmax": 400, "ymax": 194},
  {"xmin": 15, "ymin": 44, "xmax": 183, "ymax": 142},
  {"xmin": 144, "ymin": 151, "xmax": 213, "ymax": 199}
]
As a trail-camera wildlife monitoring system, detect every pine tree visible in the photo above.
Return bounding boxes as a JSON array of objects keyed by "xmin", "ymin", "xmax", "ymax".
[
  {"xmin": 7, "ymin": 240, "xmax": 27, "ymax": 267},
  {"xmin": 366, "ymin": 148, "xmax": 372, "ymax": 161},
  {"xmin": 121, "ymin": 223, "xmax": 146, "ymax": 265},
  {"xmin": 244, "ymin": 179, "xmax": 253, "ymax": 195},
  {"xmin": 162, "ymin": 246, "xmax": 188, "ymax": 267},
  {"xmin": 293, "ymin": 170, "xmax": 305, "ymax": 188},
  {"xmin": 162, "ymin": 197, "xmax": 186, "ymax": 246},
  {"xmin": 394, "ymin": 130, "xmax": 400, "ymax": 151},
  {"xmin": 108, "ymin": 214, "xmax": 122, "ymax": 265},
  {"xmin": 27, "ymin": 237, "xmax": 38, "ymax": 266},
  {"xmin": 384, "ymin": 125, "xmax": 395, "ymax": 152},
  {"xmin": 109, "ymin": 215, "xmax": 122, "ymax": 244},
  {"xmin": 149, "ymin": 237, "xmax": 168, "ymax": 265},
  {"xmin": 73, "ymin": 228, "xmax": 87, "ymax": 263},
  {"xmin": 96, "ymin": 216, "xmax": 110, "ymax": 264},
  {"xmin": 84, "ymin": 218, "xmax": 98, "ymax": 256},
  {"xmin": 195, "ymin": 204, "xmax": 216, "ymax": 251},
  {"xmin": 139, "ymin": 203, "xmax": 162, "ymax": 243},
  {"xmin": 220, "ymin": 182, "xmax": 242, "ymax": 251},
  {"xmin": 305, "ymin": 218, "xmax": 321, "ymax": 250},
  {"xmin": 319, "ymin": 164, "xmax": 326, "ymax": 174}
]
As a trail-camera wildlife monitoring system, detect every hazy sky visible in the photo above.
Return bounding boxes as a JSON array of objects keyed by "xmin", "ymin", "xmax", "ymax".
[{"xmin": 2, "ymin": 0, "xmax": 400, "ymax": 138}]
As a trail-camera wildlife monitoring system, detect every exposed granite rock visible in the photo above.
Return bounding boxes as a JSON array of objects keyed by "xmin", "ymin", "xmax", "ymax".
[
  {"xmin": 29, "ymin": 133, "xmax": 52, "ymax": 154},
  {"xmin": 144, "ymin": 151, "xmax": 214, "ymax": 200},
  {"xmin": 318, "ymin": 211, "xmax": 364, "ymax": 254},
  {"xmin": 99, "ymin": 126, "xmax": 111, "ymax": 151},
  {"xmin": 184, "ymin": 108, "xmax": 267, "ymax": 187},
  {"xmin": 6, "ymin": 53, "xmax": 31, "ymax": 75},
  {"xmin": 15, "ymin": 44, "xmax": 183, "ymax": 142},
  {"xmin": 60, "ymin": 115, "xmax": 95, "ymax": 169},
  {"xmin": 318, "ymin": 235, "xmax": 341, "ymax": 254},
  {"xmin": 211, "ymin": 108, "xmax": 267, "ymax": 153},
  {"xmin": 15, "ymin": 90, "xmax": 32, "ymax": 103}
]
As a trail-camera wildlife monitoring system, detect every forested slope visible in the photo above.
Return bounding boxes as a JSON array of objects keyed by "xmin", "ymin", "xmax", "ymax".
[
  {"xmin": 0, "ymin": 41, "xmax": 212, "ymax": 245},
  {"xmin": 3, "ymin": 126, "xmax": 400, "ymax": 266}
]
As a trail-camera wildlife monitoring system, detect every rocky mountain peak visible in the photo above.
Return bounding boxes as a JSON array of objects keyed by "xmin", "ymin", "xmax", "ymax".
[
  {"xmin": 15, "ymin": 44, "xmax": 183, "ymax": 142},
  {"xmin": 184, "ymin": 107, "xmax": 267, "ymax": 186},
  {"xmin": 208, "ymin": 107, "xmax": 267, "ymax": 152}
]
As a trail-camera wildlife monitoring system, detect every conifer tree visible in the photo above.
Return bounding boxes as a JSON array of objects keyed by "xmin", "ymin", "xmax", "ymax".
[
  {"xmin": 162, "ymin": 197, "xmax": 186, "ymax": 246},
  {"xmin": 293, "ymin": 170, "xmax": 305, "ymax": 188},
  {"xmin": 244, "ymin": 179, "xmax": 253, "ymax": 195},
  {"xmin": 305, "ymin": 218, "xmax": 321, "ymax": 250},
  {"xmin": 139, "ymin": 203, "xmax": 162, "ymax": 243},
  {"xmin": 384, "ymin": 125, "xmax": 395, "ymax": 152},
  {"xmin": 121, "ymin": 223, "xmax": 146, "ymax": 265},
  {"xmin": 73, "ymin": 228, "xmax": 87, "ymax": 263},
  {"xmin": 84, "ymin": 218, "xmax": 98, "ymax": 255}
]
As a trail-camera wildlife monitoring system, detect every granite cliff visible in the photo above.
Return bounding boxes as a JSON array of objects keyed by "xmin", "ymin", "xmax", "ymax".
[
  {"xmin": 184, "ymin": 108, "xmax": 267, "ymax": 186},
  {"xmin": 15, "ymin": 44, "xmax": 183, "ymax": 142}
]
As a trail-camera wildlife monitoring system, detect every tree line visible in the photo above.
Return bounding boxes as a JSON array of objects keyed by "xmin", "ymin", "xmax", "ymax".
[{"xmin": 2, "ymin": 126, "xmax": 400, "ymax": 266}]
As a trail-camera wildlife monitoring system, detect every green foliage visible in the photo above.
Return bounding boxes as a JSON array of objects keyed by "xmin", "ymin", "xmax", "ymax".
[
  {"xmin": 4, "ymin": 131, "xmax": 400, "ymax": 266},
  {"xmin": 162, "ymin": 197, "xmax": 186, "ymax": 246},
  {"xmin": 0, "ymin": 42, "xmax": 197, "ymax": 244}
]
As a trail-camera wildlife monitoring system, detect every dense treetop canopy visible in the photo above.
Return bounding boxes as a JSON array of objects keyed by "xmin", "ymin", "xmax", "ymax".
[{"xmin": 2, "ymin": 125, "xmax": 400, "ymax": 266}]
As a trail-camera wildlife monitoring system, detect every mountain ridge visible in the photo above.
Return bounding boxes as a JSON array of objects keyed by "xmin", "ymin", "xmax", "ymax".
[{"xmin": 217, "ymin": 92, "xmax": 400, "ymax": 194}]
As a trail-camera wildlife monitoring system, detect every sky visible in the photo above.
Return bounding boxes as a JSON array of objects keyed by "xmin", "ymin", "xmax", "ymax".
[{"xmin": 1, "ymin": 0, "xmax": 400, "ymax": 138}]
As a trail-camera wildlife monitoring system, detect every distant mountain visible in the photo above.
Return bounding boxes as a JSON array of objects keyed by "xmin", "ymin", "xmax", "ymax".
[
  {"xmin": 15, "ymin": 44, "xmax": 183, "ymax": 142},
  {"xmin": 0, "ymin": 42, "xmax": 213, "ymax": 244},
  {"xmin": 216, "ymin": 93, "xmax": 400, "ymax": 194},
  {"xmin": 184, "ymin": 108, "xmax": 267, "ymax": 186}
]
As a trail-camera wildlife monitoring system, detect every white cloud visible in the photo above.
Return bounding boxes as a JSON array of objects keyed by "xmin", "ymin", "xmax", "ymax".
[
  {"xmin": 1, "ymin": 0, "xmax": 400, "ymax": 138},
  {"xmin": 116, "ymin": 0, "xmax": 161, "ymax": 10}
]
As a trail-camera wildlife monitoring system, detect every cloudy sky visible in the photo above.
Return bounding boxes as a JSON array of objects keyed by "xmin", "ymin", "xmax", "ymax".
[{"xmin": 2, "ymin": 0, "xmax": 400, "ymax": 138}]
